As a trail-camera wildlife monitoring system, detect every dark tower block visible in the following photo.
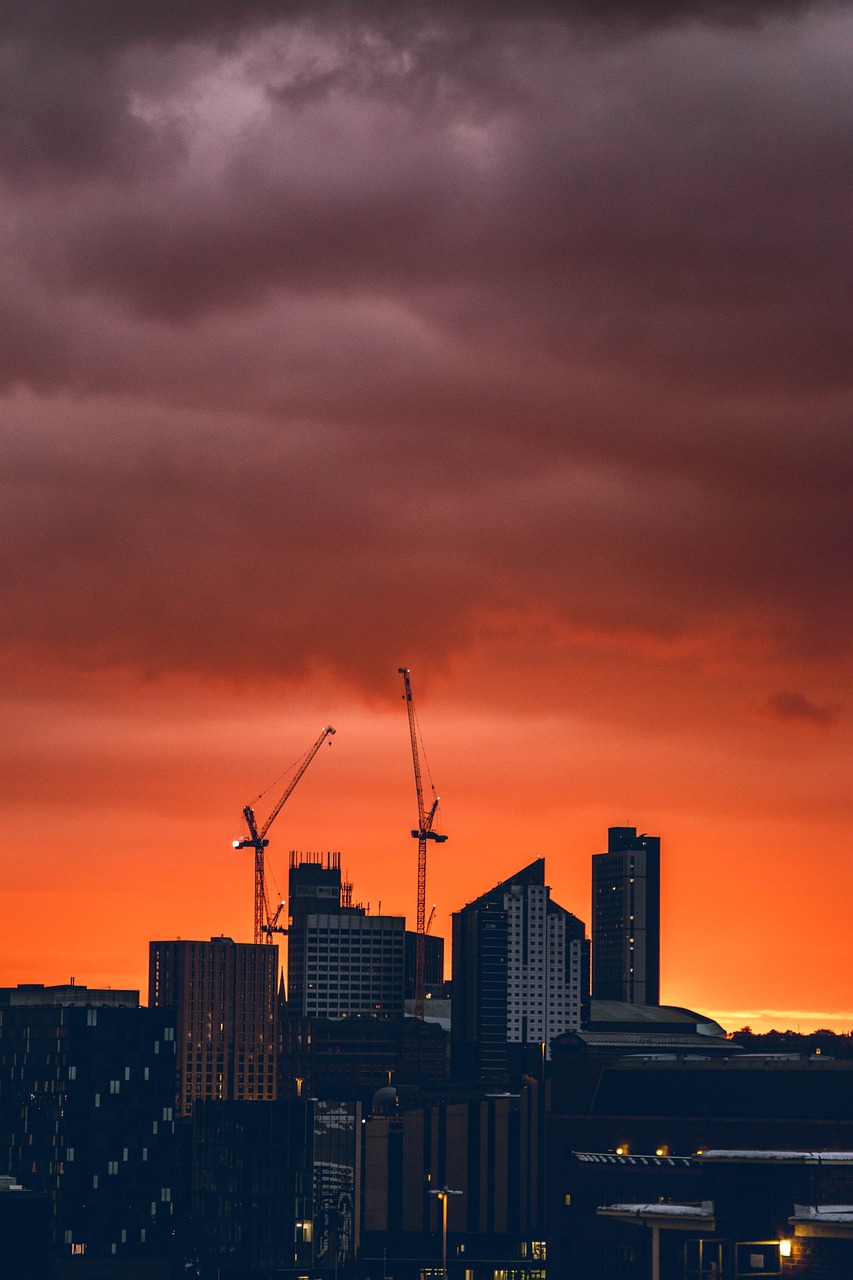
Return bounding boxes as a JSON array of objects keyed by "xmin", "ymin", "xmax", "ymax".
[{"xmin": 591, "ymin": 826, "xmax": 660, "ymax": 1005}]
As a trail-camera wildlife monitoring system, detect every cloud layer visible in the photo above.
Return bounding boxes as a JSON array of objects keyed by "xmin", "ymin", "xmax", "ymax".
[{"xmin": 0, "ymin": 1, "xmax": 849, "ymax": 707}]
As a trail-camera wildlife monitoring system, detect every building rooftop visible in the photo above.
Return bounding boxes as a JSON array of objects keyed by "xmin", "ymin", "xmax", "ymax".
[
  {"xmin": 561, "ymin": 1030, "xmax": 738, "ymax": 1053},
  {"xmin": 0, "ymin": 984, "xmax": 139, "ymax": 1008},
  {"xmin": 588, "ymin": 1000, "xmax": 727, "ymax": 1037},
  {"xmin": 597, "ymin": 1202, "xmax": 715, "ymax": 1228},
  {"xmin": 701, "ymin": 1150, "xmax": 853, "ymax": 1164}
]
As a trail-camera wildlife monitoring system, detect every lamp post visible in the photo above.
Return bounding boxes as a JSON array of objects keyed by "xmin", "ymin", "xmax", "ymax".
[{"xmin": 429, "ymin": 1187, "xmax": 462, "ymax": 1279}]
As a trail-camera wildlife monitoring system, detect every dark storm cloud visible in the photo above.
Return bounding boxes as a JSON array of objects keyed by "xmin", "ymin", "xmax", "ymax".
[
  {"xmin": 8, "ymin": 12, "xmax": 851, "ymax": 373},
  {"xmin": 0, "ymin": 0, "xmax": 841, "ymax": 183},
  {"xmin": 763, "ymin": 692, "xmax": 842, "ymax": 727},
  {"xmin": 0, "ymin": 1, "xmax": 849, "ymax": 690},
  {"xmin": 0, "ymin": 0, "xmax": 831, "ymax": 49}
]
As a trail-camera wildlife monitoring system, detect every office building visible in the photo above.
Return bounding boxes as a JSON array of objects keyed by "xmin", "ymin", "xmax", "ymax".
[
  {"xmin": 287, "ymin": 852, "xmax": 405, "ymax": 1019},
  {"xmin": 403, "ymin": 930, "xmax": 444, "ymax": 1001},
  {"xmin": 362, "ymin": 1082, "xmax": 546, "ymax": 1280},
  {"xmin": 451, "ymin": 858, "xmax": 589, "ymax": 1083},
  {"xmin": 149, "ymin": 935, "xmax": 279, "ymax": 1116},
  {"xmin": 192, "ymin": 1095, "xmax": 361, "ymax": 1277},
  {"xmin": 283, "ymin": 1013, "xmax": 447, "ymax": 1096},
  {"xmin": 0, "ymin": 987, "xmax": 176, "ymax": 1268},
  {"xmin": 591, "ymin": 825, "xmax": 660, "ymax": 1005}
]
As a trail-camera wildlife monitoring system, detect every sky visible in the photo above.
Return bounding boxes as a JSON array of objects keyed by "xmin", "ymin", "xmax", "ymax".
[{"xmin": 0, "ymin": 0, "xmax": 850, "ymax": 1034}]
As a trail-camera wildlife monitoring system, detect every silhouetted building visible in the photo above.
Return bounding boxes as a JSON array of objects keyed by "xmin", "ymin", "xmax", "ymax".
[
  {"xmin": 149, "ymin": 935, "xmax": 279, "ymax": 1116},
  {"xmin": 0, "ymin": 981, "xmax": 139, "ymax": 1010},
  {"xmin": 191, "ymin": 1096, "xmax": 360, "ymax": 1279},
  {"xmin": 557, "ymin": 1147, "xmax": 853, "ymax": 1280},
  {"xmin": 545, "ymin": 1036, "xmax": 853, "ymax": 1278},
  {"xmin": 283, "ymin": 1014, "xmax": 447, "ymax": 1097},
  {"xmin": 0, "ymin": 990, "xmax": 176, "ymax": 1270},
  {"xmin": 404, "ymin": 930, "xmax": 444, "ymax": 1000},
  {"xmin": 361, "ymin": 1082, "xmax": 546, "ymax": 1280},
  {"xmin": 585, "ymin": 998, "xmax": 726, "ymax": 1037},
  {"xmin": 592, "ymin": 826, "xmax": 660, "ymax": 1005},
  {"xmin": 451, "ymin": 858, "xmax": 589, "ymax": 1084},
  {"xmin": 288, "ymin": 849, "xmax": 343, "ymax": 924},
  {"xmin": 0, "ymin": 1176, "xmax": 51, "ymax": 1280},
  {"xmin": 287, "ymin": 852, "xmax": 405, "ymax": 1019}
]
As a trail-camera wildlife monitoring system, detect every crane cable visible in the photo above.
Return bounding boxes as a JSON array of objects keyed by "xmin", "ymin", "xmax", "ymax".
[
  {"xmin": 412, "ymin": 703, "xmax": 442, "ymax": 828},
  {"xmin": 247, "ymin": 741, "xmax": 316, "ymax": 809},
  {"xmin": 244, "ymin": 739, "xmax": 318, "ymax": 920}
]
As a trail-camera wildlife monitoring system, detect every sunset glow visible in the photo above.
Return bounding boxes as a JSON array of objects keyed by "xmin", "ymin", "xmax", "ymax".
[{"xmin": 0, "ymin": 0, "xmax": 849, "ymax": 1035}]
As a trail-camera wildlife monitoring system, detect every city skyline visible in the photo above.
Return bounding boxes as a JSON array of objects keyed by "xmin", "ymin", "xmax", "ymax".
[{"xmin": 0, "ymin": 0, "xmax": 850, "ymax": 1035}]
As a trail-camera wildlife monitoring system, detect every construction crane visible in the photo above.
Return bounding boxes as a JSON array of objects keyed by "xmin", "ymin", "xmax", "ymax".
[
  {"xmin": 233, "ymin": 725, "xmax": 336, "ymax": 944},
  {"xmin": 398, "ymin": 668, "xmax": 447, "ymax": 1019}
]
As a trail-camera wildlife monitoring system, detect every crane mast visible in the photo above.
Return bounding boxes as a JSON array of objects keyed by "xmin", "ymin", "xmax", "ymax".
[
  {"xmin": 398, "ymin": 668, "xmax": 447, "ymax": 1019},
  {"xmin": 233, "ymin": 725, "xmax": 336, "ymax": 944}
]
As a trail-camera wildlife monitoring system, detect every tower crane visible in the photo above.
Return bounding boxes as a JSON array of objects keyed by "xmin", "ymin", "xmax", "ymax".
[
  {"xmin": 233, "ymin": 725, "xmax": 336, "ymax": 944},
  {"xmin": 398, "ymin": 668, "xmax": 447, "ymax": 1019}
]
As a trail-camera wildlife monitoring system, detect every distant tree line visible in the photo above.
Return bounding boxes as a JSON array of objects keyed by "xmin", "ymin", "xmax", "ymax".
[{"xmin": 729, "ymin": 1028, "xmax": 853, "ymax": 1058}]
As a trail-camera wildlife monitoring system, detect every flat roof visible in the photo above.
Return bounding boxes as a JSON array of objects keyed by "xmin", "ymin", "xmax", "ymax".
[
  {"xmin": 597, "ymin": 1202, "xmax": 715, "ymax": 1230},
  {"xmin": 792, "ymin": 1204, "xmax": 853, "ymax": 1221},
  {"xmin": 701, "ymin": 1150, "xmax": 853, "ymax": 1165}
]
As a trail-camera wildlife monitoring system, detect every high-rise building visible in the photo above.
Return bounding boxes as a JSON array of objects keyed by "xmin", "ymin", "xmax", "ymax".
[
  {"xmin": 287, "ymin": 853, "xmax": 406, "ymax": 1019},
  {"xmin": 0, "ymin": 986, "xmax": 176, "ymax": 1268},
  {"xmin": 403, "ymin": 931, "xmax": 444, "ymax": 1001},
  {"xmin": 148, "ymin": 936, "xmax": 279, "ymax": 1116},
  {"xmin": 591, "ymin": 826, "xmax": 660, "ymax": 1005},
  {"xmin": 451, "ymin": 858, "xmax": 589, "ymax": 1083}
]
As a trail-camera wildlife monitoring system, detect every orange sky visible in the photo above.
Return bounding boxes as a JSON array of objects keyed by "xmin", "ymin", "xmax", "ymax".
[
  {"xmin": 0, "ymin": 1, "xmax": 850, "ymax": 1034},
  {"xmin": 2, "ymin": 647, "xmax": 849, "ymax": 1034}
]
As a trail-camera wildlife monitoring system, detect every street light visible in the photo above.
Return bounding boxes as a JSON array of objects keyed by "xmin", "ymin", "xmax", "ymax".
[{"xmin": 429, "ymin": 1187, "xmax": 462, "ymax": 1279}]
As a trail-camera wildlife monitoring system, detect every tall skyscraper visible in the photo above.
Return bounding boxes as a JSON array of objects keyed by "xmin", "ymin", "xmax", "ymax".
[
  {"xmin": 287, "ymin": 852, "xmax": 406, "ymax": 1019},
  {"xmin": 591, "ymin": 826, "xmax": 660, "ymax": 1005},
  {"xmin": 451, "ymin": 858, "xmax": 589, "ymax": 1083},
  {"xmin": 148, "ymin": 935, "xmax": 279, "ymax": 1116}
]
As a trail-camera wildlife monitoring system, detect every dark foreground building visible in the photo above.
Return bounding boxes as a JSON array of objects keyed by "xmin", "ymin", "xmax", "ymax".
[
  {"xmin": 360, "ymin": 1081, "xmax": 546, "ymax": 1280},
  {"xmin": 190, "ymin": 1096, "xmax": 361, "ymax": 1280},
  {"xmin": 283, "ymin": 1013, "xmax": 447, "ymax": 1098},
  {"xmin": 0, "ymin": 986, "xmax": 177, "ymax": 1274},
  {"xmin": 592, "ymin": 826, "xmax": 660, "ymax": 1005},
  {"xmin": 546, "ymin": 1029, "xmax": 853, "ymax": 1279}
]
